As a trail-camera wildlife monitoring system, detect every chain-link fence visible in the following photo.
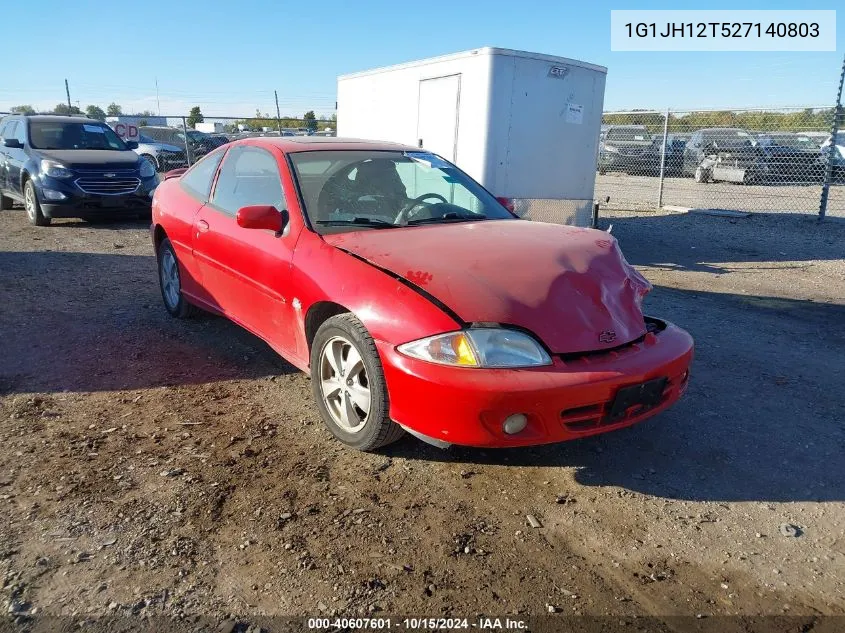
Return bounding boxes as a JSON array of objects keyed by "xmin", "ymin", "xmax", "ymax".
[
  {"xmin": 595, "ymin": 106, "xmax": 845, "ymax": 217},
  {"xmin": 121, "ymin": 115, "xmax": 336, "ymax": 175}
]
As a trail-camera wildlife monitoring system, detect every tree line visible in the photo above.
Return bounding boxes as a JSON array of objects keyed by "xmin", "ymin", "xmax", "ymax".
[
  {"xmin": 6, "ymin": 104, "xmax": 337, "ymax": 132},
  {"xmin": 603, "ymin": 108, "xmax": 837, "ymax": 135}
]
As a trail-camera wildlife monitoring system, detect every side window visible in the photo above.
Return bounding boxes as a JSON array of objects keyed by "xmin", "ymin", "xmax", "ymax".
[
  {"xmin": 180, "ymin": 149, "xmax": 225, "ymax": 201},
  {"xmin": 211, "ymin": 147, "xmax": 285, "ymax": 216},
  {"xmin": 14, "ymin": 123, "xmax": 27, "ymax": 145},
  {"xmin": 2, "ymin": 121, "xmax": 17, "ymax": 141},
  {"xmin": 0, "ymin": 121, "xmax": 7, "ymax": 138}
]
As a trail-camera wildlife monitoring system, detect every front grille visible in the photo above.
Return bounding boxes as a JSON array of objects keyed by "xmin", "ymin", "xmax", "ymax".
[{"xmin": 75, "ymin": 175, "xmax": 141, "ymax": 196}]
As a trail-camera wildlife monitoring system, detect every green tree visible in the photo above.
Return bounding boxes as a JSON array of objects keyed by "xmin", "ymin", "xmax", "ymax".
[
  {"xmin": 53, "ymin": 103, "xmax": 82, "ymax": 115},
  {"xmin": 85, "ymin": 105, "xmax": 107, "ymax": 121},
  {"xmin": 303, "ymin": 110, "xmax": 317, "ymax": 132},
  {"xmin": 107, "ymin": 103, "xmax": 122, "ymax": 117},
  {"xmin": 10, "ymin": 105, "xmax": 36, "ymax": 115},
  {"xmin": 187, "ymin": 106, "xmax": 204, "ymax": 128}
]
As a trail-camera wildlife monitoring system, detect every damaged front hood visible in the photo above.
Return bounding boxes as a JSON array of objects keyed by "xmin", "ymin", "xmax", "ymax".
[{"xmin": 324, "ymin": 220, "xmax": 651, "ymax": 354}]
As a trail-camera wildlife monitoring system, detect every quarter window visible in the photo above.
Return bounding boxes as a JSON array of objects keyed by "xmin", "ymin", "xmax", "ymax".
[
  {"xmin": 180, "ymin": 148, "xmax": 225, "ymax": 201},
  {"xmin": 211, "ymin": 147, "xmax": 285, "ymax": 216}
]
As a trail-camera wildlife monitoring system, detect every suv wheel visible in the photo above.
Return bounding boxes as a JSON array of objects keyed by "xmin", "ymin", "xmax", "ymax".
[{"xmin": 24, "ymin": 180, "xmax": 50, "ymax": 226}]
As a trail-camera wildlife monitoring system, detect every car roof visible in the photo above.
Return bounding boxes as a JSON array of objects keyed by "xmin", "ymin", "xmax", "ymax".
[
  {"xmin": 230, "ymin": 136, "xmax": 419, "ymax": 153},
  {"xmin": 16, "ymin": 115, "xmax": 99, "ymax": 125}
]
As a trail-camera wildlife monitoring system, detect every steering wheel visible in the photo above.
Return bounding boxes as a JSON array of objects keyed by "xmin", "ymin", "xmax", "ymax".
[{"xmin": 395, "ymin": 193, "xmax": 449, "ymax": 224}]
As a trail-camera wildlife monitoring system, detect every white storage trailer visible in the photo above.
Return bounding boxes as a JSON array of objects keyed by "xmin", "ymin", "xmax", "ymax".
[{"xmin": 337, "ymin": 47, "xmax": 607, "ymax": 226}]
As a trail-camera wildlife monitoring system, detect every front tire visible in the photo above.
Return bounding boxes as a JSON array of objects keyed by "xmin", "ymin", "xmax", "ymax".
[
  {"xmin": 694, "ymin": 166, "xmax": 711, "ymax": 183},
  {"xmin": 24, "ymin": 180, "xmax": 50, "ymax": 226},
  {"xmin": 157, "ymin": 237, "xmax": 197, "ymax": 318},
  {"xmin": 311, "ymin": 314, "xmax": 404, "ymax": 451}
]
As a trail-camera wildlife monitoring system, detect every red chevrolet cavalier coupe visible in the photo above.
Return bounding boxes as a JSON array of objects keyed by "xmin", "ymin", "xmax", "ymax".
[{"xmin": 151, "ymin": 137, "xmax": 693, "ymax": 450}]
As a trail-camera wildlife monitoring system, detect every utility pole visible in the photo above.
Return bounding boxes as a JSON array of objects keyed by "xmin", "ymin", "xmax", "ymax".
[
  {"xmin": 275, "ymin": 90, "xmax": 282, "ymax": 133},
  {"xmin": 155, "ymin": 78, "xmax": 161, "ymax": 116},
  {"xmin": 65, "ymin": 79, "xmax": 72, "ymax": 110}
]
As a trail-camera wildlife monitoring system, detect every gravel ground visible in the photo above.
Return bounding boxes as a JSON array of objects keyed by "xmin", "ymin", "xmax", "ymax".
[
  {"xmin": 595, "ymin": 172, "xmax": 845, "ymax": 216},
  {"xmin": 0, "ymin": 205, "xmax": 844, "ymax": 632}
]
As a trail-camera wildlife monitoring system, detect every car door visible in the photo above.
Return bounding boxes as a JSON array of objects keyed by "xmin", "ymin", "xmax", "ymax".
[
  {"xmin": 192, "ymin": 144, "xmax": 300, "ymax": 355},
  {"xmin": 684, "ymin": 131, "xmax": 702, "ymax": 175},
  {"xmin": 0, "ymin": 121, "xmax": 9, "ymax": 191},
  {"xmin": 6, "ymin": 122, "xmax": 28, "ymax": 196}
]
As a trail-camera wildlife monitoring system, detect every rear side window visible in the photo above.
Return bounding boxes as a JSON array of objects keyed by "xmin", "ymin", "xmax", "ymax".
[
  {"xmin": 180, "ymin": 149, "xmax": 225, "ymax": 201},
  {"xmin": 211, "ymin": 146, "xmax": 285, "ymax": 216}
]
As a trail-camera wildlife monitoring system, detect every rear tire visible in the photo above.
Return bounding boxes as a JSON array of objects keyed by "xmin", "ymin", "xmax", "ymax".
[
  {"xmin": 157, "ymin": 237, "xmax": 198, "ymax": 318},
  {"xmin": 311, "ymin": 313, "xmax": 404, "ymax": 451},
  {"xmin": 24, "ymin": 180, "xmax": 50, "ymax": 226}
]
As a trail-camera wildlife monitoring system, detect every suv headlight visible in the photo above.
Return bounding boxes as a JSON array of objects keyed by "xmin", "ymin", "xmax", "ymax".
[
  {"xmin": 40, "ymin": 160, "xmax": 72, "ymax": 178},
  {"xmin": 397, "ymin": 328, "xmax": 552, "ymax": 368},
  {"xmin": 139, "ymin": 159, "xmax": 156, "ymax": 178}
]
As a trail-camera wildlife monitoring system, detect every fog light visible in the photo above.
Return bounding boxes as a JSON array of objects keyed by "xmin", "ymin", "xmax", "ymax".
[
  {"xmin": 42, "ymin": 189, "xmax": 67, "ymax": 201},
  {"xmin": 502, "ymin": 413, "xmax": 528, "ymax": 435}
]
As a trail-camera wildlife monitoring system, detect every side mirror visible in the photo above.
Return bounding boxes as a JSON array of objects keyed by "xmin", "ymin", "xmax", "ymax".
[
  {"xmin": 124, "ymin": 140, "xmax": 139, "ymax": 150},
  {"xmin": 496, "ymin": 197, "xmax": 516, "ymax": 213},
  {"xmin": 236, "ymin": 205, "xmax": 288, "ymax": 233},
  {"xmin": 3, "ymin": 138, "xmax": 23, "ymax": 149},
  {"xmin": 163, "ymin": 167, "xmax": 188, "ymax": 180}
]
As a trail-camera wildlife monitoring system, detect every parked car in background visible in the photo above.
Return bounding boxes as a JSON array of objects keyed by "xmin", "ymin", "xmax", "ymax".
[
  {"xmin": 134, "ymin": 134, "xmax": 188, "ymax": 172},
  {"xmin": 821, "ymin": 132, "xmax": 845, "ymax": 183},
  {"xmin": 682, "ymin": 128, "xmax": 764, "ymax": 183},
  {"xmin": 0, "ymin": 114, "xmax": 158, "ymax": 225},
  {"xmin": 659, "ymin": 133, "xmax": 689, "ymax": 176},
  {"xmin": 802, "ymin": 131, "xmax": 831, "ymax": 147},
  {"xmin": 597, "ymin": 125, "xmax": 660, "ymax": 175},
  {"xmin": 151, "ymin": 137, "xmax": 693, "ymax": 450},
  {"xmin": 756, "ymin": 132, "xmax": 825, "ymax": 182},
  {"xmin": 140, "ymin": 126, "xmax": 227, "ymax": 163}
]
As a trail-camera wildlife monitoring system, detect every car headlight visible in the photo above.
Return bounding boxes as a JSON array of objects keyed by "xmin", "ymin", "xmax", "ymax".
[
  {"xmin": 397, "ymin": 328, "xmax": 552, "ymax": 368},
  {"xmin": 40, "ymin": 160, "xmax": 72, "ymax": 178},
  {"xmin": 139, "ymin": 159, "xmax": 156, "ymax": 178}
]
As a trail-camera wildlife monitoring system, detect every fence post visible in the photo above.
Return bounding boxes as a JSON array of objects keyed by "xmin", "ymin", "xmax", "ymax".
[
  {"xmin": 820, "ymin": 53, "xmax": 845, "ymax": 220},
  {"xmin": 181, "ymin": 116, "xmax": 192, "ymax": 166},
  {"xmin": 656, "ymin": 107, "xmax": 670, "ymax": 209}
]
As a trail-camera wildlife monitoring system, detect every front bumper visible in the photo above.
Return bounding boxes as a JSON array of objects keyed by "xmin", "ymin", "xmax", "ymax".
[
  {"xmin": 35, "ymin": 174, "xmax": 157, "ymax": 218},
  {"xmin": 378, "ymin": 320, "xmax": 694, "ymax": 448}
]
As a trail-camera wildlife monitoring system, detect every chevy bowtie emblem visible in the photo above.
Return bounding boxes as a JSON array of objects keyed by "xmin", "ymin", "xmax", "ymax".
[
  {"xmin": 104, "ymin": 173, "xmax": 116, "ymax": 178},
  {"xmin": 598, "ymin": 330, "xmax": 617, "ymax": 344}
]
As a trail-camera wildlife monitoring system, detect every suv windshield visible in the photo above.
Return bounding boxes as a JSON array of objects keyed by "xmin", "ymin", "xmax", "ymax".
[
  {"xmin": 764, "ymin": 134, "xmax": 818, "ymax": 150},
  {"xmin": 289, "ymin": 150, "xmax": 514, "ymax": 233},
  {"xmin": 606, "ymin": 127, "xmax": 652, "ymax": 142},
  {"xmin": 29, "ymin": 121, "xmax": 127, "ymax": 151}
]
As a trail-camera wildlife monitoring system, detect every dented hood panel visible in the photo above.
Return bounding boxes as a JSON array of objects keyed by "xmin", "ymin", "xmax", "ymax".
[{"xmin": 323, "ymin": 220, "xmax": 651, "ymax": 354}]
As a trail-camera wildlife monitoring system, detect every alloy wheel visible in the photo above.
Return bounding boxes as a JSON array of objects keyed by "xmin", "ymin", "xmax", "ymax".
[{"xmin": 319, "ymin": 336, "xmax": 371, "ymax": 433}]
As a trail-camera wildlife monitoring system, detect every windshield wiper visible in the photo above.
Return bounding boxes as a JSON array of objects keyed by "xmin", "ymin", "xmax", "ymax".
[
  {"xmin": 315, "ymin": 217, "xmax": 399, "ymax": 229},
  {"xmin": 406, "ymin": 213, "xmax": 487, "ymax": 226}
]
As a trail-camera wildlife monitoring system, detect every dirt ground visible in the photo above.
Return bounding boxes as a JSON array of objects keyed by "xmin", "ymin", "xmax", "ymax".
[{"xmin": 1, "ymin": 205, "xmax": 844, "ymax": 632}]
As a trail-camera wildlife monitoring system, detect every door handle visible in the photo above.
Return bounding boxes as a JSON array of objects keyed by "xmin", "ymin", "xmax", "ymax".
[{"xmin": 197, "ymin": 220, "xmax": 210, "ymax": 232}]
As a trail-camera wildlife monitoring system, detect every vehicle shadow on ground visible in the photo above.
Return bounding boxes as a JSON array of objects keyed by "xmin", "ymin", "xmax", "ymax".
[
  {"xmin": 386, "ymin": 286, "xmax": 845, "ymax": 503},
  {"xmin": 0, "ymin": 250, "xmax": 294, "ymax": 395},
  {"xmin": 598, "ymin": 211, "xmax": 845, "ymax": 274}
]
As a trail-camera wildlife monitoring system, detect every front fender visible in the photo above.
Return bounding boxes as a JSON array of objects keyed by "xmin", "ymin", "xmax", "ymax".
[{"xmin": 291, "ymin": 231, "xmax": 461, "ymax": 364}]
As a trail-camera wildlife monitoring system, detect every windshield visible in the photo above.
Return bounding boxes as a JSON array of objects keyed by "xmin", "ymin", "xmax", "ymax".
[
  {"xmin": 289, "ymin": 150, "xmax": 514, "ymax": 233},
  {"xmin": 187, "ymin": 130, "xmax": 207, "ymax": 140},
  {"xmin": 606, "ymin": 128, "xmax": 652, "ymax": 142},
  {"xmin": 29, "ymin": 121, "xmax": 128, "ymax": 151},
  {"xmin": 139, "ymin": 134, "xmax": 156, "ymax": 143},
  {"xmin": 765, "ymin": 134, "xmax": 819, "ymax": 150},
  {"xmin": 706, "ymin": 130, "xmax": 753, "ymax": 148}
]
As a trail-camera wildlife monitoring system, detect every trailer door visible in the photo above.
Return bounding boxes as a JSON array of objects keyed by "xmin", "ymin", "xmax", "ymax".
[{"xmin": 416, "ymin": 74, "xmax": 461, "ymax": 162}]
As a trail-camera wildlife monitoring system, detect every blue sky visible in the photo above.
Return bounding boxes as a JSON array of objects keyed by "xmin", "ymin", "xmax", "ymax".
[{"xmin": 1, "ymin": 0, "xmax": 842, "ymax": 118}]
